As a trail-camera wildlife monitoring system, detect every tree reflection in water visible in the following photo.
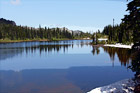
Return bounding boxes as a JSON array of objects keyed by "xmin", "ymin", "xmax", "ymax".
[
  {"xmin": 91, "ymin": 46, "xmax": 100, "ymax": 55},
  {"xmin": 0, "ymin": 44, "xmax": 73, "ymax": 61},
  {"xmin": 128, "ymin": 49, "xmax": 140, "ymax": 77},
  {"xmin": 0, "ymin": 42, "xmax": 90, "ymax": 61},
  {"xmin": 103, "ymin": 47, "xmax": 131, "ymax": 66},
  {"xmin": 92, "ymin": 46, "xmax": 140, "ymax": 77},
  {"xmin": 25, "ymin": 44, "xmax": 72, "ymax": 55}
]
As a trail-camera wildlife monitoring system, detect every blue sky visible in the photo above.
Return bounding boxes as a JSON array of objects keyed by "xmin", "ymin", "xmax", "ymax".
[{"xmin": 0, "ymin": 0, "xmax": 128, "ymax": 32}]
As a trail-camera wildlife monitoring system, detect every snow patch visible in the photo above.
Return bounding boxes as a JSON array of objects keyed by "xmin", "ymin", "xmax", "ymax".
[
  {"xmin": 104, "ymin": 43, "xmax": 133, "ymax": 49},
  {"xmin": 88, "ymin": 79, "xmax": 135, "ymax": 93}
]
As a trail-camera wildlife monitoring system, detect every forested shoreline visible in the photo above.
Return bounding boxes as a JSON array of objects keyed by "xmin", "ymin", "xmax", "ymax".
[
  {"xmin": 0, "ymin": 18, "xmax": 91, "ymax": 43},
  {"xmin": 102, "ymin": 23, "xmax": 133, "ymax": 44},
  {"xmin": 93, "ymin": 0, "xmax": 140, "ymax": 46}
]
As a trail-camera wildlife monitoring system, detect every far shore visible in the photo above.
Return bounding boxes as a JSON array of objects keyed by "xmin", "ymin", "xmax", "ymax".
[
  {"xmin": 0, "ymin": 38, "xmax": 92, "ymax": 44},
  {"xmin": 0, "ymin": 39, "xmax": 133, "ymax": 49},
  {"xmin": 0, "ymin": 39, "xmax": 50, "ymax": 43}
]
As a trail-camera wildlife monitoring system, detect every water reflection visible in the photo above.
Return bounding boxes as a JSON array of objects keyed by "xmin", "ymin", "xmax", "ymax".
[
  {"xmin": 0, "ymin": 40, "xmax": 137, "ymax": 93},
  {"xmin": 0, "ymin": 48, "xmax": 24, "ymax": 60},
  {"xmin": 95, "ymin": 46, "xmax": 140, "ymax": 77},
  {"xmin": 91, "ymin": 46, "xmax": 132, "ymax": 67},
  {"xmin": 0, "ymin": 40, "xmax": 91, "ymax": 61},
  {"xmin": 103, "ymin": 47, "xmax": 131, "ymax": 66},
  {"xmin": 0, "ymin": 40, "xmax": 135, "ymax": 71},
  {"xmin": 91, "ymin": 46, "xmax": 100, "ymax": 55},
  {"xmin": 25, "ymin": 44, "xmax": 72, "ymax": 55},
  {"xmin": 0, "ymin": 45, "xmax": 73, "ymax": 61}
]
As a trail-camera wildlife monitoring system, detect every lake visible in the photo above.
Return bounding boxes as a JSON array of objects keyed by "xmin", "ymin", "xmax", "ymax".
[{"xmin": 0, "ymin": 40, "xmax": 134, "ymax": 93}]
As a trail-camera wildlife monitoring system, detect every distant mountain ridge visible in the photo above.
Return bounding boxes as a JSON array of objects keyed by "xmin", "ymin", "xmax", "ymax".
[{"xmin": 0, "ymin": 18, "xmax": 16, "ymax": 26}]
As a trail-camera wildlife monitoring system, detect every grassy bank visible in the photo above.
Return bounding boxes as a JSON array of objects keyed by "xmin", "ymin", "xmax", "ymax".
[
  {"xmin": 0, "ymin": 39, "xmax": 50, "ymax": 43},
  {"xmin": 0, "ymin": 38, "xmax": 91, "ymax": 43}
]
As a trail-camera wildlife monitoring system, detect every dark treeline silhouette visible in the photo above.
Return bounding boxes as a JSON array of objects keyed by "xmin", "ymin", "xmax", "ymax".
[
  {"xmin": 101, "ymin": 0, "xmax": 140, "ymax": 45},
  {"xmin": 0, "ymin": 18, "xmax": 91, "ymax": 40},
  {"xmin": 0, "ymin": 18, "xmax": 16, "ymax": 25},
  {"xmin": 0, "ymin": 24, "xmax": 70, "ymax": 40},
  {"xmin": 128, "ymin": 49, "xmax": 140, "ymax": 77},
  {"xmin": 122, "ymin": 0, "xmax": 140, "ymax": 44},
  {"xmin": 102, "ymin": 23, "xmax": 133, "ymax": 44}
]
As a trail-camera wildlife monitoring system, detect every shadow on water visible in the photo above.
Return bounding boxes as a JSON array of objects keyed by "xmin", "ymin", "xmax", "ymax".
[{"xmin": 0, "ymin": 66, "xmax": 134, "ymax": 93}]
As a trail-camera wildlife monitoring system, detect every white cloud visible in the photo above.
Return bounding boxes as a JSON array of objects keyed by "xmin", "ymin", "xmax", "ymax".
[{"xmin": 11, "ymin": 0, "xmax": 21, "ymax": 5}]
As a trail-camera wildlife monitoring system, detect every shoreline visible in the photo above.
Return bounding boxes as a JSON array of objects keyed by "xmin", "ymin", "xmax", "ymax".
[
  {"xmin": 0, "ymin": 39, "xmax": 92, "ymax": 44},
  {"xmin": 91, "ymin": 43, "xmax": 133, "ymax": 49},
  {"xmin": 0, "ymin": 40, "xmax": 133, "ymax": 49},
  {"xmin": 88, "ymin": 79, "xmax": 135, "ymax": 93},
  {"xmin": 0, "ymin": 39, "xmax": 50, "ymax": 43}
]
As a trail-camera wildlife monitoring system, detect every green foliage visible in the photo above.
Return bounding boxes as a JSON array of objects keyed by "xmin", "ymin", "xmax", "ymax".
[
  {"xmin": 107, "ymin": 41, "xmax": 117, "ymax": 44},
  {"xmin": 91, "ymin": 42, "xmax": 96, "ymax": 45},
  {"xmin": 128, "ymin": 51, "xmax": 140, "ymax": 76},
  {"xmin": 0, "ymin": 23, "xmax": 91, "ymax": 41},
  {"xmin": 102, "ymin": 0, "xmax": 140, "ymax": 45},
  {"xmin": 92, "ymin": 33, "xmax": 96, "ymax": 43},
  {"xmin": 122, "ymin": 0, "xmax": 140, "ymax": 44},
  {"xmin": 92, "ymin": 31, "xmax": 107, "ymax": 45},
  {"xmin": 96, "ymin": 33, "xmax": 100, "ymax": 44},
  {"xmin": 98, "ymin": 40, "xmax": 106, "ymax": 44},
  {"xmin": 102, "ymin": 23, "xmax": 133, "ymax": 44}
]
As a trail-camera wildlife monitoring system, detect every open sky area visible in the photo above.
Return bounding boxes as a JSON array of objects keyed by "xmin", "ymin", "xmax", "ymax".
[{"xmin": 0, "ymin": 0, "xmax": 128, "ymax": 32}]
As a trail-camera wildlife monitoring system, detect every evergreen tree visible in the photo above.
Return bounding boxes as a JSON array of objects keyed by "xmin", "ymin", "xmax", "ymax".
[
  {"xmin": 0, "ymin": 18, "xmax": 92, "ymax": 41},
  {"xmin": 122, "ymin": 0, "xmax": 140, "ymax": 44}
]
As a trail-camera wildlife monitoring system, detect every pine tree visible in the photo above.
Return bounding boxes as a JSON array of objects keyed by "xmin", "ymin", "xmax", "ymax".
[{"xmin": 122, "ymin": 0, "xmax": 140, "ymax": 44}]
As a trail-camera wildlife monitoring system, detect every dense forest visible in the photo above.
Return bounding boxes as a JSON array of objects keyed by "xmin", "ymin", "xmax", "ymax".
[
  {"xmin": 0, "ymin": 18, "xmax": 91, "ymax": 41},
  {"xmin": 102, "ymin": 23, "xmax": 133, "ymax": 44},
  {"xmin": 94, "ymin": 0, "xmax": 140, "ymax": 45}
]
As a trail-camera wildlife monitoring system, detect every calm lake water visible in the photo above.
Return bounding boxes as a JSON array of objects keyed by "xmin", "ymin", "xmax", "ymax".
[{"xmin": 0, "ymin": 40, "xmax": 134, "ymax": 93}]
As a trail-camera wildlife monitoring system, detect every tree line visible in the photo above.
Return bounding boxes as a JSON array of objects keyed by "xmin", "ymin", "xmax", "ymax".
[
  {"xmin": 0, "ymin": 20, "xmax": 91, "ymax": 41},
  {"xmin": 102, "ymin": 23, "xmax": 133, "ymax": 44},
  {"xmin": 94, "ymin": 0, "xmax": 140, "ymax": 45}
]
